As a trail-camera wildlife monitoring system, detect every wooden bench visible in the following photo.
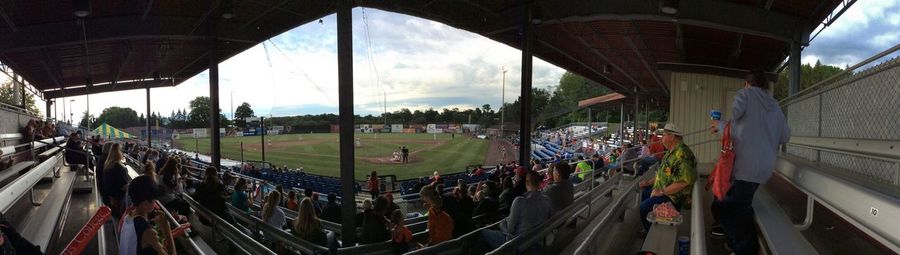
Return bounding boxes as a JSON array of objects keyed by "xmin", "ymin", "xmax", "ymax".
[
  {"xmin": 754, "ymin": 188, "xmax": 818, "ymax": 255},
  {"xmin": 20, "ymin": 171, "xmax": 77, "ymax": 253}
]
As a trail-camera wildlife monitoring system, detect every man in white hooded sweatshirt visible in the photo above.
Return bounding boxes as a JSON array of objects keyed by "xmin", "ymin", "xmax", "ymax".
[{"xmin": 710, "ymin": 70, "xmax": 790, "ymax": 255}]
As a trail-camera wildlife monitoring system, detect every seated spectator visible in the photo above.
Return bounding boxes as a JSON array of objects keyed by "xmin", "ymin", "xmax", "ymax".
[
  {"xmin": 65, "ymin": 132, "xmax": 89, "ymax": 167},
  {"xmin": 420, "ymin": 186, "xmax": 453, "ymax": 246},
  {"xmin": 292, "ymin": 198, "xmax": 328, "ymax": 247},
  {"xmin": 262, "ymin": 191, "xmax": 286, "ymax": 229},
  {"xmin": 304, "ymin": 188, "xmax": 322, "ymax": 215},
  {"xmin": 356, "ymin": 199, "xmax": 373, "ymax": 227},
  {"xmin": 119, "ymin": 175, "xmax": 175, "ymax": 255},
  {"xmin": 391, "ymin": 210, "xmax": 413, "ymax": 254},
  {"xmin": 452, "ymin": 185, "xmax": 474, "ymax": 238},
  {"xmin": 430, "ymin": 171, "xmax": 441, "ymax": 186},
  {"xmin": 638, "ymin": 125, "xmax": 696, "ymax": 232},
  {"xmin": 544, "ymin": 162, "xmax": 574, "ymax": 211},
  {"xmin": 384, "ymin": 192, "xmax": 400, "ymax": 217},
  {"xmin": 102, "ymin": 143, "xmax": 129, "ymax": 217},
  {"xmin": 159, "ymin": 157, "xmax": 190, "ymax": 218},
  {"xmin": 575, "ymin": 156, "xmax": 592, "ymax": 182},
  {"xmin": 285, "ymin": 191, "xmax": 299, "ymax": 211},
  {"xmin": 360, "ymin": 197, "xmax": 391, "ymax": 244},
  {"xmin": 511, "ymin": 167, "xmax": 527, "ymax": 198},
  {"xmin": 194, "ymin": 166, "xmax": 234, "ymax": 224},
  {"xmin": 479, "ymin": 171, "xmax": 554, "ymax": 252},
  {"xmin": 497, "ymin": 177, "xmax": 514, "ymax": 210},
  {"xmin": 320, "ymin": 192, "xmax": 342, "ymax": 223},
  {"xmin": 231, "ymin": 178, "xmax": 251, "ymax": 212},
  {"xmin": 473, "ymin": 181, "xmax": 499, "ymax": 217}
]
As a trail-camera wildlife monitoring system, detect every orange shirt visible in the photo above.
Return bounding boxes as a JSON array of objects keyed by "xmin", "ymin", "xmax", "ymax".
[
  {"xmin": 285, "ymin": 198, "xmax": 298, "ymax": 211},
  {"xmin": 392, "ymin": 225, "xmax": 412, "ymax": 244},
  {"xmin": 427, "ymin": 207, "xmax": 454, "ymax": 245}
]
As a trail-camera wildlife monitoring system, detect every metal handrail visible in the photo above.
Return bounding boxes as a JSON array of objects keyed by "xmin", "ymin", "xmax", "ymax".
[
  {"xmin": 225, "ymin": 203, "xmax": 330, "ymax": 255},
  {"xmin": 572, "ymin": 170, "xmax": 649, "ymax": 254},
  {"xmin": 487, "ymin": 174, "xmax": 622, "ymax": 254},
  {"xmin": 124, "ymin": 156, "xmax": 206, "ymax": 255},
  {"xmin": 182, "ymin": 194, "xmax": 277, "ymax": 255}
]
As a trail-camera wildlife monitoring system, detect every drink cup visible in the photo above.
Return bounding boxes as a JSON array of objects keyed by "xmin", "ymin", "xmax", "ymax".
[{"xmin": 710, "ymin": 110, "xmax": 722, "ymax": 121}]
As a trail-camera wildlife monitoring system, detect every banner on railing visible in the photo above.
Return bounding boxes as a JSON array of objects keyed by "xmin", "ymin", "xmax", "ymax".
[{"xmin": 60, "ymin": 206, "xmax": 112, "ymax": 255}]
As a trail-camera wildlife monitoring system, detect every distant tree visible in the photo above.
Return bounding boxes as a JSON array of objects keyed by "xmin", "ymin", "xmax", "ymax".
[
  {"xmin": 774, "ymin": 60, "xmax": 846, "ymax": 101},
  {"xmin": 77, "ymin": 111, "xmax": 96, "ymax": 128},
  {"xmin": 234, "ymin": 102, "xmax": 255, "ymax": 127},
  {"xmin": 187, "ymin": 96, "xmax": 228, "ymax": 128},
  {"xmin": 94, "ymin": 106, "xmax": 140, "ymax": 128},
  {"xmin": 0, "ymin": 80, "xmax": 41, "ymax": 117}
]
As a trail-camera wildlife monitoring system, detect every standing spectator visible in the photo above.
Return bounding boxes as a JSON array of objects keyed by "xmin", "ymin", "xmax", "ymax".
[
  {"xmin": 479, "ymin": 171, "xmax": 554, "ymax": 252},
  {"xmin": 103, "ymin": 143, "xmax": 129, "ymax": 217},
  {"xmin": 544, "ymin": 162, "xmax": 574, "ymax": 211},
  {"xmin": 231, "ymin": 178, "xmax": 251, "ymax": 212},
  {"xmin": 96, "ymin": 142, "xmax": 113, "ymax": 203},
  {"xmin": 709, "ymin": 70, "xmax": 790, "ymax": 254},
  {"xmin": 360, "ymin": 197, "xmax": 391, "ymax": 244},
  {"xmin": 320, "ymin": 192, "xmax": 342, "ymax": 223},
  {"xmin": 420, "ymin": 186, "xmax": 453, "ymax": 246},
  {"xmin": 368, "ymin": 171, "xmax": 381, "ymax": 199},
  {"xmin": 292, "ymin": 198, "xmax": 328, "ymax": 247},
  {"xmin": 119, "ymin": 176, "xmax": 175, "ymax": 255},
  {"xmin": 638, "ymin": 124, "xmax": 696, "ymax": 232}
]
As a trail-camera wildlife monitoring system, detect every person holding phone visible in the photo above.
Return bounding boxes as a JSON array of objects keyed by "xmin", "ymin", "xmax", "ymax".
[{"xmin": 119, "ymin": 175, "xmax": 175, "ymax": 255}]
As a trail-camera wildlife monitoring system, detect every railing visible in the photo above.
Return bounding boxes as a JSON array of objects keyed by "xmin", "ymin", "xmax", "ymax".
[
  {"xmin": 226, "ymin": 203, "xmax": 330, "ymax": 255},
  {"xmin": 572, "ymin": 170, "xmax": 650, "ymax": 254},
  {"xmin": 182, "ymin": 193, "xmax": 276, "ymax": 254},
  {"xmin": 124, "ymin": 156, "xmax": 208, "ymax": 255},
  {"xmin": 487, "ymin": 174, "xmax": 622, "ymax": 254}
]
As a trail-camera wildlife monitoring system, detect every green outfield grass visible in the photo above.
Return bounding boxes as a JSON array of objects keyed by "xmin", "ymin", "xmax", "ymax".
[{"xmin": 173, "ymin": 133, "xmax": 489, "ymax": 180}]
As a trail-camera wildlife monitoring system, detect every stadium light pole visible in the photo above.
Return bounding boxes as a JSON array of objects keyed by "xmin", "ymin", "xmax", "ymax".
[
  {"xmin": 69, "ymin": 99, "xmax": 74, "ymax": 124},
  {"xmin": 337, "ymin": 0, "xmax": 357, "ymax": 245},
  {"xmin": 500, "ymin": 66, "xmax": 506, "ymax": 135}
]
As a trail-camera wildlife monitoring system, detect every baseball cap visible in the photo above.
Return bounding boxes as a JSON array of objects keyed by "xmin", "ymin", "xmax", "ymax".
[{"xmin": 663, "ymin": 123, "xmax": 684, "ymax": 136}]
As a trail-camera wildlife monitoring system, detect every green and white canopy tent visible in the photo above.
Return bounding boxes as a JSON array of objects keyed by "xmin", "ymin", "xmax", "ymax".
[{"xmin": 92, "ymin": 123, "xmax": 135, "ymax": 139}]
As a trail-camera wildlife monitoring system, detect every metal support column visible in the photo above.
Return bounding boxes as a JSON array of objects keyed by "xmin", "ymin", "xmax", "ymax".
[
  {"xmin": 208, "ymin": 20, "xmax": 222, "ymax": 169},
  {"xmin": 519, "ymin": 5, "xmax": 534, "ymax": 165},
  {"xmin": 86, "ymin": 80, "xmax": 91, "ymax": 129},
  {"xmin": 634, "ymin": 93, "xmax": 639, "ymax": 144},
  {"xmin": 337, "ymin": 0, "xmax": 357, "ymax": 246},
  {"xmin": 587, "ymin": 107, "xmax": 592, "ymax": 139},
  {"xmin": 261, "ymin": 116, "xmax": 266, "ymax": 162},
  {"xmin": 45, "ymin": 100, "xmax": 52, "ymax": 120},
  {"xmin": 619, "ymin": 103, "xmax": 625, "ymax": 146},
  {"xmin": 789, "ymin": 41, "xmax": 801, "ymax": 96},
  {"xmin": 146, "ymin": 85, "xmax": 152, "ymax": 147}
]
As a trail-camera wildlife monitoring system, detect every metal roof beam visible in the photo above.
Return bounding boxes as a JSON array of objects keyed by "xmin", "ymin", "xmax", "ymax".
[
  {"xmin": 625, "ymin": 23, "xmax": 669, "ymax": 95},
  {"xmin": 43, "ymin": 79, "xmax": 173, "ymax": 99},
  {"xmin": 0, "ymin": 5, "xmax": 16, "ymax": 32},
  {"xmin": 0, "ymin": 15, "xmax": 255, "ymax": 53},
  {"xmin": 536, "ymin": 39, "xmax": 630, "ymax": 92},
  {"xmin": 537, "ymin": 0, "xmax": 805, "ymax": 42}
]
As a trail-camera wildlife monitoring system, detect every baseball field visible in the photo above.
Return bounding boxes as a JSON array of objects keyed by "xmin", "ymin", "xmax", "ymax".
[{"xmin": 173, "ymin": 133, "xmax": 490, "ymax": 180}]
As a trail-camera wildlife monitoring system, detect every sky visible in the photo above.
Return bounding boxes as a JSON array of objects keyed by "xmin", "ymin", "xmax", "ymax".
[{"xmin": 6, "ymin": 1, "xmax": 900, "ymax": 125}]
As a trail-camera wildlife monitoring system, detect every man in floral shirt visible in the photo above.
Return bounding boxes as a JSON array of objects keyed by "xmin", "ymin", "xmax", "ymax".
[{"xmin": 638, "ymin": 123, "xmax": 697, "ymax": 231}]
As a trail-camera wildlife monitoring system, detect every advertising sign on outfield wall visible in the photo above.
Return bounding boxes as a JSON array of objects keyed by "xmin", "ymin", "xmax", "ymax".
[{"xmin": 391, "ymin": 124, "xmax": 403, "ymax": 133}]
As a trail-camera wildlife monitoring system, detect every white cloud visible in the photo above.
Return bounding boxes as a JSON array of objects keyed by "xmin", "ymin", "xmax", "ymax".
[{"xmin": 45, "ymin": 8, "xmax": 566, "ymax": 125}]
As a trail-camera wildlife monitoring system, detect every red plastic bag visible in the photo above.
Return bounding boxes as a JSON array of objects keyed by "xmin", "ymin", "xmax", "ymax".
[{"xmin": 706, "ymin": 123, "xmax": 734, "ymax": 201}]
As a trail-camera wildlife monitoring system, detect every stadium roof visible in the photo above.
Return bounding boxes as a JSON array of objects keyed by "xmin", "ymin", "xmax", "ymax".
[{"xmin": 0, "ymin": 0, "xmax": 846, "ymax": 100}]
